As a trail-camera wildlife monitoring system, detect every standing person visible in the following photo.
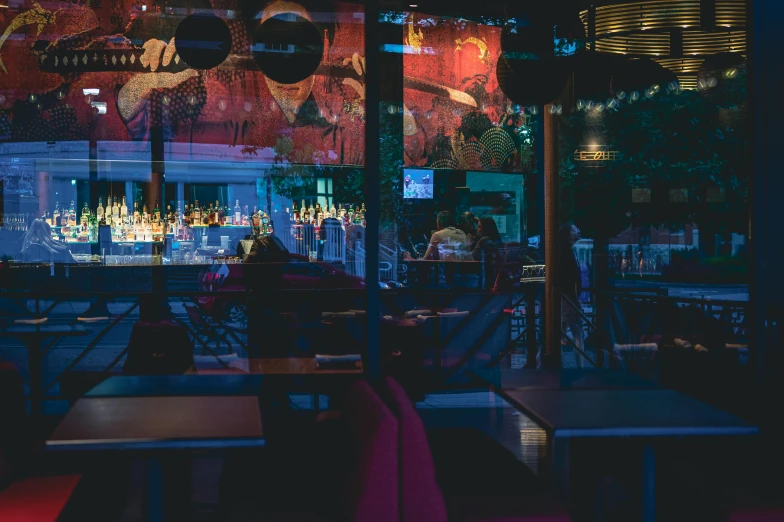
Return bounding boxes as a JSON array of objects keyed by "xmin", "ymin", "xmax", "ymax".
[
  {"xmin": 472, "ymin": 217, "xmax": 502, "ymax": 290},
  {"xmin": 423, "ymin": 211, "xmax": 468, "ymax": 260},
  {"xmin": 242, "ymin": 235, "xmax": 291, "ymax": 360},
  {"xmin": 557, "ymin": 224, "xmax": 586, "ymax": 368}
]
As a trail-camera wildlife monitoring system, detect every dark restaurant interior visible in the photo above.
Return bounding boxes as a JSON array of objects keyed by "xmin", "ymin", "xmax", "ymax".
[{"xmin": 0, "ymin": 0, "xmax": 781, "ymax": 520}]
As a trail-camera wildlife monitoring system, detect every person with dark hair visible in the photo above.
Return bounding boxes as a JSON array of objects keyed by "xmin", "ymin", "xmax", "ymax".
[
  {"xmin": 472, "ymin": 217, "xmax": 503, "ymax": 290},
  {"xmin": 557, "ymin": 223, "xmax": 586, "ymax": 367},
  {"xmin": 242, "ymin": 235, "xmax": 292, "ymax": 360},
  {"xmin": 19, "ymin": 219, "xmax": 76, "ymax": 264},
  {"xmin": 458, "ymin": 211, "xmax": 478, "ymax": 248},
  {"xmin": 123, "ymin": 295, "xmax": 195, "ymax": 375},
  {"xmin": 423, "ymin": 210, "xmax": 468, "ymax": 260}
]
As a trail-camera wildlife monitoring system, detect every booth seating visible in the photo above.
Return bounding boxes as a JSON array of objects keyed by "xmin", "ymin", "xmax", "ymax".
[
  {"xmin": 0, "ymin": 363, "xmax": 82, "ymax": 522},
  {"xmin": 377, "ymin": 376, "xmax": 570, "ymax": 522}
]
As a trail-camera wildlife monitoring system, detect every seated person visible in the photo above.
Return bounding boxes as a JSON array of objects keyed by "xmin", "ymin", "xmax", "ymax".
[
  {"xmin": 18, "ymin": 219, "xmax": 76, "ymax": 264},
  {"xmin": 423, "ymin": 211, "xmax": 469, "ymax": 261},
  {"xmin": 123, "ymin": 296, "xmax": 195, "ymax": 375}
]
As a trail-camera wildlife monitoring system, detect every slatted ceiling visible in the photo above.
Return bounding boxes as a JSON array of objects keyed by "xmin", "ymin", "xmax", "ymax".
[
  {"xmin": 716, "ymin": 0, "xmax": 747, "ymax": 27},
  {"xmin": 655, "ymin": 57, "xmax": 703, "ymax": 73},
  {"xmin": 580, "ymin": 1, "xmax": 700, "ymax": 37},
  {"xmin": 595, "ymin": 33, "xmax": 670, "ymax": 55},
  {"xmin": 683, "ymin": 31, "xmax": 746, "ymax": 54},
  {"xmin": 578, "ymin": 1, "xmax": 745, "ymax": 91},
  {"xmin": 655, "ymin": 58, "xmax": 702, "ymax": 90},
  {"xmin": 580, "ymin": 0, "xmax": 745, "ymax": 37}
]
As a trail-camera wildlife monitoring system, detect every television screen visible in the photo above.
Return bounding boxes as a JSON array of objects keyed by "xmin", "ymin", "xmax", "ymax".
[{"xmin": 403, "ymin": 169, "xmax": 433, "ymax": 199}]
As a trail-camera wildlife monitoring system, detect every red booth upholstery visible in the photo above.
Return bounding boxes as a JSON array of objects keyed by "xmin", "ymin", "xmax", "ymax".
[
  {"xmin": 0, "ymin": 363, "xmax": 83, "ymax": 522},
  {"xmin": 379, "ymin": 376, "xmax": 570, "ymax": 522}
]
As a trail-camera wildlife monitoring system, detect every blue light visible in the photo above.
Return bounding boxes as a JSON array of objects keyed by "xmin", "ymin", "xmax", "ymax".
[{"xmin": 71, "ymin": 180, "xmax": 76, "ymax": 185}]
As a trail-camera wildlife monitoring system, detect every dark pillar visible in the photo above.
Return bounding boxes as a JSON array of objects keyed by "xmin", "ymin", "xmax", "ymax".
[
  {"xmin": 670, "ymin": 29, "xmax": 684, "ymax": 58},
  {"xmin": 700, "ymin": 0, "xmax": 716, "ymax": 32},
  {"xmin": 587, "ymin": 5, "xmax": 596, "ymax": 51},
  {"xmin": 544, "ymin": 105, "xmax": 561, "ymax": 367},
  {"xmin": 750, "ymin": 0, "xmax": 783, "ymax": 405},
  {"xmin": 364, "ymin": 2, "xmax": 381, "ymax": 380}
]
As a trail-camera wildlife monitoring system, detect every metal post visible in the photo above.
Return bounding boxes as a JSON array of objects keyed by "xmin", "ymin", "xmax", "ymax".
[
  {"xmin": 364, "ymin": 1, "xmax": 381, "ymax": 380},
  {"xmin": 544, "ymin": 106, "xmax": 561, "ymax": 367}
]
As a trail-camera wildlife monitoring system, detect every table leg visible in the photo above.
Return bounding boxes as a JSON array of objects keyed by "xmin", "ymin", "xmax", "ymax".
[
  {"xmin": 26, "ymin": 339, "xmax": 42, "ymax": 416},
  {"xmin": 642, "ymin": 444, "xmax": 656, "ymax": 522},
  {"xmin": 526, "ymin": 291, "xmax": 538, "ymax": 367},
  {"xmin": 145, "ymin": 457, "xmax": 164, "ymax": 522}
]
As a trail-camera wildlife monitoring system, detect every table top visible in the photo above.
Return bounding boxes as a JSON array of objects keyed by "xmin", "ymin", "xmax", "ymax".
[
  {"xmin": 47, "ymin": 396, "xmax": 264, "ymax": 451},
  {"xmin": 501, "ymin": 389, "xmax": 758, "ymax": 438},
  {"xmin": 86, "ymin": 374, "xmax": 265, "ymax": 398},
  {"xmin": 247, "ymin": 357, "xmax": 364, "ymax": 375},
  {"xmin": 470, "ymin": 368, "xmax": 659, "ymax": 391},
  {"xmin": 0, "ymin": 324, "xmax": 87, "ymax": 337}
]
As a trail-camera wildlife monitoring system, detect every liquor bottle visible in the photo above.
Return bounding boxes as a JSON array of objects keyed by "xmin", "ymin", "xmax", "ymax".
[
  {"xmin": 302, "ymin": 203, "xmax": 310, "ymax": 223},
  {"xmin": 233, "ymin": 200, "xmax": 241, "ymax": 226},
  {"xmin": 121, "ymin": 197, "xmax": 128, "ymax": 223},
  {"xmin": 53, "ymin": 202, "xmax": 61, "ymax": 227},
  {"xmin": 308, "ymin": 201, "xmax": 315, "ymax": 223},
  {"xmin": 112, "ymin": 196, "xmax": 119, "ymax": 219},
  {"xmin": 133, "ymin": 201, "xmax": 140, "ymax": 224},
  {"xmin": 153, "ymin": 199, "xmax": 161, "ymax": 224},
  {"xmin": 175, "ymin": 201, "xmax": 182, "ymax": 226},
  {"xmin": 202, "ymin": 203, "xmax": 210, "ymax": 226},
  {"xmin": 347, "ymin": 205, "xmax": 354, "ymax": 224},
  {"xmin": 252, "ymin": 206, "xmax": 260, "ymax": 230},
  {"xmin": 88, "ymin": 212, "xmax": 97, "ymax": 242},
  {"xmin": 292, "ymin": 201, "xmax": 300, "ymax": 224},
  {"xmin": 314, "ymin": 202, "xmax": 322, "ymax": 224},
  {"xmin": 81, "ymin": 202, "xmax": 89, "ymax": 227},
  {"xmin": 68, "ymin": 200, "xmax": 77, "ymax": 226},
  {"xmin": 193, "ymin": 201, "xmax": 201, "ymax": 226},
  {"xmin": 213, "ymin": 200, "xmax": 220, "ymax": 225},
  {"xmin": 330, "ymin": 202, "xmax": 337, "ymax": 219}
]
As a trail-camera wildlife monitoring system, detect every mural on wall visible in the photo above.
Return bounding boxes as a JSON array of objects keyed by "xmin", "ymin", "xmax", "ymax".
[
  {"xmin": 403, "ymin": 13, "xmax": 534, "ymax": 173},
  {"xmin": 0, "ymin": 0, "xmax": 365, "ymax": 165}
]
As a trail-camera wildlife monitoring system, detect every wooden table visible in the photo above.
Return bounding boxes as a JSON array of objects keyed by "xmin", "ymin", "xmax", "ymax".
[
  {"xmin": 47, "ymin": 396, "xmax": 264, "ymax": 522},
  {"xmin": 0, "ymin": 324, "xmax": 87, "ymax": 414},
  {"xmin": 247, "ymin": 357, "xmax": 364, "ymax": 375},
  {"xmin": 86, "ymin": 374, "xmax": 265, "ymax": 398},
  {"xmin": 500, "ymin": 389, "xmax": 758, "ymax": 522},
  {"xmin": 470, "ymin": 368, "xmax": 660, "ymax": 391},
  {"xmin": 248, "ymin": 357, "xmax": 364, "ymax": 410}
]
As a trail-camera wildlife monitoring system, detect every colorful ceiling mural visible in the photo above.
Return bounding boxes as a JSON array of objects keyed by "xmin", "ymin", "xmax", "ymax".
[
  {"xmin": 402, "ymin": 14, "xmax": 534, "ymax": 173},
  {"xmin": 0, "ymin": 1, "xmax": 365, "ymax": 165}
]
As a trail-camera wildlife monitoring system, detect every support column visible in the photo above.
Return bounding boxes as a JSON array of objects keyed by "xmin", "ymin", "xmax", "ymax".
[
  {"xmin": 364, "ymin": 1, "xmax": 381, "ymax": 380},
  {"xmin": 543, "ymin": 104, "xmax": 561, "ymax": 367}
]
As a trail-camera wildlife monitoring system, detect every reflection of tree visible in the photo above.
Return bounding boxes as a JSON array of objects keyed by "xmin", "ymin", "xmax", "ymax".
[{"xmin": 558, "ymin": 70, "xmax": 748, "ymax": 249}]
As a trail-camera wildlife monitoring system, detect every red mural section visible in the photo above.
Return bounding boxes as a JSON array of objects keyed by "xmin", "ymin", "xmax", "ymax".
[
  {"xmin": 403, "ymin": 14, "xmax": 534, "ymax": 173},
  {"xmin": 0, "ymin": 0, "xmax": 365, "ymax": 165}
]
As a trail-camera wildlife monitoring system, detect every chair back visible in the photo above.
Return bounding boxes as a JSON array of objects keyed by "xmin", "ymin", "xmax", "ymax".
[
  {"xmin": 378, "ymin": 376, "xmax": 448, "ymax": 522},
  {"xmin": 344, "ymin": 380, "xmax": 399, "ymax": 522},
  {"xmin": 321, "ymin": 219, "xmax": 346, "ymax": 263},
  {"xmin": 0, "ymin": 363, "xmax": 25, "ymax": 484},
  {"xmin": 122, "ymin": 320, "xmax": 195, "ymax": 375}
]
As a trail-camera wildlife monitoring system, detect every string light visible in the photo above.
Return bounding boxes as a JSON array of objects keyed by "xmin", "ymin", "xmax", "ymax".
[{"xmin": 723, "ymin": 68, "xmax": 739, "ymax": 79}]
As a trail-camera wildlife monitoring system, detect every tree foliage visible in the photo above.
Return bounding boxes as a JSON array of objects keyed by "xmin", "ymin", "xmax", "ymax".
[{"xmin": 558, "ymin": 68, "xmax": 749, "ymax": 240}]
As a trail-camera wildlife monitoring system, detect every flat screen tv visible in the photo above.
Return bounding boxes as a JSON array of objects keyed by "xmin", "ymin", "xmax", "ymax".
[{"xmin": 403, "ymin": 169, "xmax": 433, "ymax": 199}]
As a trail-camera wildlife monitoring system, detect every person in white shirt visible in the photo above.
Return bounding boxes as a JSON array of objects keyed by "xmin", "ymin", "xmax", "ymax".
[{"xmin": 424, "ymin": 211, "xmax": 469, "ymax": 261}]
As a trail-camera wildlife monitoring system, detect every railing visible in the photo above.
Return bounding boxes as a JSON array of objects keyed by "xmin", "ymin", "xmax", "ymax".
[{"xmin": 561, "ymin": 292, "xmax": 600, "ymax": 368}]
